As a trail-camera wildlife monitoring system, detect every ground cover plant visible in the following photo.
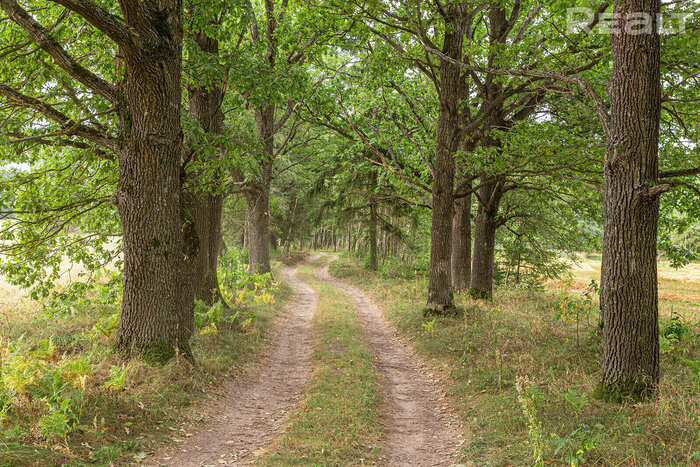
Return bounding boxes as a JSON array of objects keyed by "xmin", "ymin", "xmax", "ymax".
[{"xmin": 0, "ymin": 251, "xmax": 293, "ymax": 466}]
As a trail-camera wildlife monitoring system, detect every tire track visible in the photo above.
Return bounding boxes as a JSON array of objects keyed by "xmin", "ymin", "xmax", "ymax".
[
  {"xmin": 315, "ymin": 259, "xmax": 463, "ymax": 466},
  {"xmin": 150, "ymin": 256, "xmax": 320, "ymax": 466}
]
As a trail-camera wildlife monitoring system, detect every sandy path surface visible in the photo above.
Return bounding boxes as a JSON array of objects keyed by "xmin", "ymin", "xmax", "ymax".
[
  {"xmin": 149, "ymin": 257, "xmax": 319, "ymax": 466},
  {"xmin": 315, "ymin": 260, "xmax": 463, "ymax": 466}
]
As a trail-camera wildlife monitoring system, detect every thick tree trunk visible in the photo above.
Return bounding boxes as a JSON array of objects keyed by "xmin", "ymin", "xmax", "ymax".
[
  {"xmin": 245, "ymin": 165, "xmax": 272, "ymax": 275},
  {"xmin": 595, "ymin": 0, "xmax": 662, "ymax": 402},
  {"xmin": 469, "ymin": 176, "xmax": 504, "ymax": 300},
  {"xmin": 451, "ymin": 187, "xmax": 471, "ymax": 291},
  {"xmin": 426, "ymin": 6, "xmax": 467, "ymax": 314},
  {"xmin": 114, "ymin": 2, "xmax": 192, "ymax": 362}
]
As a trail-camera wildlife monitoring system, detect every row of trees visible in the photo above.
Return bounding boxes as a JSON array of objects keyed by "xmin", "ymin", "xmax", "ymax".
[
  {"xmin": 0, "ymin": 0, "xmax": 328, "ymax": 361},
  {"xmin": 0, "ymin": 0, "xmax": 698, "ymax": 401}
]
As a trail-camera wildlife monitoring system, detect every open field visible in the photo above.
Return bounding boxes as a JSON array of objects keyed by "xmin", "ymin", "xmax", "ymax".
[{"xmin": 549, "ymin": 255, "xmax": 700, "ymax": 324}]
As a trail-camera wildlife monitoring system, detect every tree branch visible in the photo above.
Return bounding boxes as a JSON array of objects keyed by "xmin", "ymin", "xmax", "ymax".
[
  {"xmin": 0, "ymin": 0, "xmax": 117, "ymax": 102},
  {"xmin": 0, "ymin": 84, "xmax": 118, "ymax": 151},
  {"xmin": 660, "ymin": 167, "xmax": 700, "ymax": 178},
  {"xmin": 419, "ymin": 42, "xmax": 612, "ymax": 138},
  {"xmin": 49, "ymin": 0, "xmax": 135, "ymax": 54}
]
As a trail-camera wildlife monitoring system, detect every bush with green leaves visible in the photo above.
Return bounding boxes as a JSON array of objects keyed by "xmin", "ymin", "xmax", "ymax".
[
  {"xmin": 42, "ymin": 269, "xmax": 123, "ymax": 318},
  {"xmin": 550, "ymin": 423, "xmax": 604, "ymax": 467},
  {"xmin": 552, "ymin": 280, "xmax": 599, "ymax": 345},
  {"xmin": 660, "ymin": 311, "xmax": 695, "ymax": 355}
]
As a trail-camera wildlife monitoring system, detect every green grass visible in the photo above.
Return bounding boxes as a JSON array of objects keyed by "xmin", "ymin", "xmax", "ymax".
[
  {"xmin": 0, "ymin": 263, "xmax": 294, "ymax": 467},
  {"xmin": 257, "ymin": 258, "xmax": 383, "ymax": 466},
  {"xmin": 330, "ymin": 254, "xmax": 700, "ymax": 466}
]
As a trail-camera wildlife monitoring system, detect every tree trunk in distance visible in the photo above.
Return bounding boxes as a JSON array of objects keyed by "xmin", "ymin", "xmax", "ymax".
[
  {"xmin": 369, "ymin": 171, "xmax": 378, "ymax": 271},
  {"xmin": 452, "ymin": 184, "xmax": 472, "ymax": 291},
  {"xmin": 594, "ymin": 0, "xmax": 662, "ymax": 402},
  {"xmin": 186, "ymin": 27, "xmax": 226, "ymax": 305},
  {"xmin": 469, "ymin": 175, "xmax": 504, "ymax": 300},
  {"xmin": 246, "ymin": 100, "xmax": 275, "ymax": 274},
  {"xmin": 245, "ymin": 163, "xmax": 272, "ymax": 275}
]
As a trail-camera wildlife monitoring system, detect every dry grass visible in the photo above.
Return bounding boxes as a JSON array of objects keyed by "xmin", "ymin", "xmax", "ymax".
[{"xmin": 548, "ymin": 255, "xmax": 700, "ymax": 324}]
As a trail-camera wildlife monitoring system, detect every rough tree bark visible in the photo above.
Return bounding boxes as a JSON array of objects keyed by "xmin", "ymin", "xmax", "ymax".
[
  {"xmin": 594, "ymin": 0, "xmax": 662, "ymax": 401},
  {"xmin": 112, "ymin": 1, "xmax": 191, "ymax": 362},
  {"xmin": 186, "ymin": 27, "xmax": 226, "ymax": 304},
  {"xmin": 451, "ymin": 180, "xmax": 472, "ymax": 291},
  {"xmin": 426, "ymin": 4, "xmax": 467, "ymax": 314},
  {"xmin": 469, "ymin": 175, "xmax": 504, "ymax": 299}
]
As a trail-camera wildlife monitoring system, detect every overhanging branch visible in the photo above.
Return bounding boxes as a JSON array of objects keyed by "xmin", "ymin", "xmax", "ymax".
[
  {"xmin": 0, "ymin": 84, "xmax": 118, "ymax": 151},
  {"xmin": 50, "ymin": 0, "xmax": 136, "ymax": 55},
  {"xmin": 0, "ymin": 0, "xmax": 117, "ymax": 102}
]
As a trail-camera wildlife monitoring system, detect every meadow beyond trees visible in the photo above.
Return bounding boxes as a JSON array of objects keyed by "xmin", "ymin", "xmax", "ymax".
[{"xmin": 0, "ymin": 0, "xmax": 699, "ymax": 465}]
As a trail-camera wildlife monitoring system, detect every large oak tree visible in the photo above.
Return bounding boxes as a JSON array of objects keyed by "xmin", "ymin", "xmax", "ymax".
[{"xmin": 0, "ymin": 0, "xmax": 193, "ymax": 362}]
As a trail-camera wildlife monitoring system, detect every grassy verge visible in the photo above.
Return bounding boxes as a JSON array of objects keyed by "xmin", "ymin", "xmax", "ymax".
[
  {"xmin": 330, "ymin": 254, "xmax": 700, "ymax": 466},
  {"xmin": 257, "ymin": 258, "xmax": 383, "ymax": 466},
  {"xmin": 0, "ymin": 262, "xmax": 294, "ymax": 466}
]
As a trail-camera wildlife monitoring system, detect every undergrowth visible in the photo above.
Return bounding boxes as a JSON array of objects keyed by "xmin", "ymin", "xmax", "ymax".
[
  {"xmin": 0, "ymin": 251, "xmax": 298, "ymax": 466},
  {"xmin": 329, "ymin": 254, "xmax": 700, "ymax": 466}
]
